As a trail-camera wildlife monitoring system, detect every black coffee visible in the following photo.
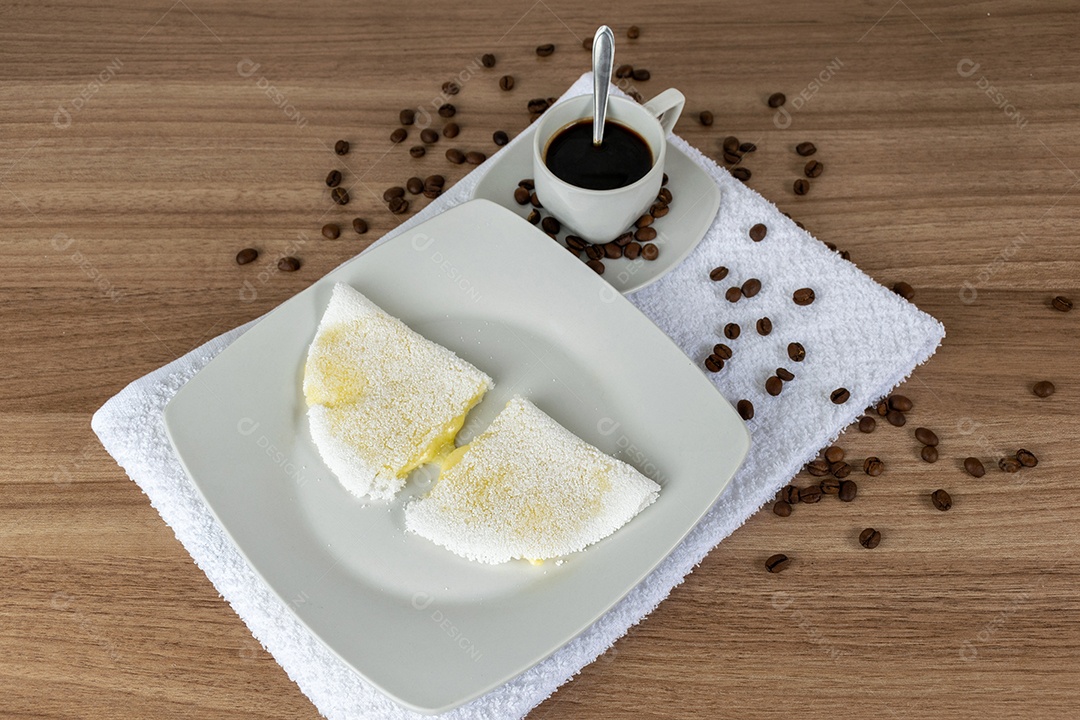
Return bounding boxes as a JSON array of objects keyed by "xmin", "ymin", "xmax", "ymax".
[{"xmin": 544, "ymin": 119, "xmax": 652, "ymax": 190}]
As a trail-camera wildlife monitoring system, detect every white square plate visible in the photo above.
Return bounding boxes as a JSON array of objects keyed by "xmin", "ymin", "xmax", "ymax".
[{"xmin": 164, "ymin": 199, "xmax": 750, "ymax": 714}]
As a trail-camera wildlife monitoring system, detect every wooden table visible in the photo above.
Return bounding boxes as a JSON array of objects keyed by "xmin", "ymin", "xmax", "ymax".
[{"xmin": 3, "ymin": 1, "xmax": 1077, "ymax": 717}]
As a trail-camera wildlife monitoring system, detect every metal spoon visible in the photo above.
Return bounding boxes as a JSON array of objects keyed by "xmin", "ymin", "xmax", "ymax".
[{"xmin": 591, "ymin": 25, "xmax": 615, "ymax": 146}]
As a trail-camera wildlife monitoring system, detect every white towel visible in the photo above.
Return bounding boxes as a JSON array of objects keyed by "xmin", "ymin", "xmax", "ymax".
[{"xmin": 92, "ymin": 73, "xmax": 943, "ymax": 719}]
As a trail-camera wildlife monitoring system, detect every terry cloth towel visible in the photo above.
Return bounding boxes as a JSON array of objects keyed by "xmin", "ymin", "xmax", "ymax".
[{"xmin": 93, "ymin": 72, "xmax": 944, "ymax": 719}]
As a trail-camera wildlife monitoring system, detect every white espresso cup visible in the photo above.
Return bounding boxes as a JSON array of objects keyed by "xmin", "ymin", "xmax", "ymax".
[{"xmin": 532, "ymin": 88, "xmax": 685, "ymax": 244}]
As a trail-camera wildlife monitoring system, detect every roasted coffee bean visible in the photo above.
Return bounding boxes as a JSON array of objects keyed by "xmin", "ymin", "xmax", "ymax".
[
  {"xmin": 886, "ymin": 409, "xmax": 907, "ymax": 427},
  {"xmin": 651, "ymin": 202, "xmax": 670, "ymax": 218},
  {"xmin": 859, "ymin": 416, "xmax": 876, "ymax": 433},
  {"xmin": 334, "ymin": 139, "xmax": 349, "ymax": 155},
  {"xmin": 536, "ymin": 43, "xmax": 555, "ymax": 56},
  {"xmin": 931, "ymin": 489, "xmax": 952, "ymax": 511},
  {"xmin": 804, "ymin": 160, "xmax": 824, "ymax": 178},
  {"xmin": 765, "ymin": 553, "xmax": 790, "ymax": 573},
  {"xmin": 915, "ymin": 427, "xmax": 939, "ymax": 446},
  {"xmin": 893, "ymin": 281, "xmax": 915, "ymax": 300},
  {"xmin": 793, "ymin": 288, "xmax": 815, "ymax": 306},
  {"xmin": 351, "ymin": 218, "xmax": 368, "ymax": 235},
  {"xmin": 737, "ymin": 399, "xmax": 754, "ymax": 420},
  {"xmin": 765, "ymin": 375, "xmax": 783, "ymax": 396},
  {"xmin": 325, "ymin": 169, "xmax": 342, "ymax": 188},
  {"xmin": 641, "ymin": 243, "xmax": 659, "ymax": 260},
  {"xmin": 422, "ymin": 189, "xmax": 440, "ymax": 201},
  {"xmin": 704, "ymin": 354, "xmax": 724, "ymax": 372},
  {"xmin": 724, "ymin": 323, "xmax": 741, "ymax": 339},
  {"xmin": 530, "ymin": 191, "xmax": 542, "ymax": 208},
  {"xmin": 442, "ymin": 80, "xmax": 460, "ymax": 96},
  {"xmin": 768, "ymin": 92, "xmax": 786, "ymax": 108},
  {"xmin": 863, "ymin": 456, "xmax": 884, "ymax": 476},
  {"xmin": 493, "ymin": 130, "xmax": 509, "ymax": 146},
  {"xmin": 615, "ymin": 64, "xmax": 634, "ymax": 78},
  {"xmin": 999, "ymin": 456, "xmax": 1022, "ymax": 473},
  {"xmin": 277, "ymin": 256, "xmax": 300, "ymax": 272},
  {"xmin": 756, "ymin": 317, "xmax": 773, "ymax": 336},
  {"xmin": 1016, "ymin": 448, "xmax": 1039, "ymax": 467},
  {"xmin": 466, "ymin": 151, "xmax": 487, "ymax": 165},
  {"xmin": 876, "ymin": 401, "xmax": 889, "ymax": 416},
  {"xmin": 615, "ymin": 231, "xmax": 633, "ymax": 246},
  {"xmin": 831, "ymin": 462, "xmax": 851, "ymax": 479},
  {"xmin": 921, "ymin": 445, "xmax": 939, "ymax": 463},
  {"xmin": 781, "ymin": 485, "xmax": 799, "ymax": 504},
  {"xmin": 806, "ymin": 459, "xmax": 830, "ymax": 477},
  {"xmin": 425, "ymin": 173, "xmax": 446, "ymax": 187},
  {"xmin": 632, "ymin": 68, "xmax": 651, "ymax": 81},
  {"xmin": 586, "ymin": 259, "xmax": 605, "ymax": 274},
  {"xmin": 321, "ymin": 223, "xmax": 340, "ymax": 240},
  {"xmin": 438, "ymin": 103, "xmax": 456, "ymax": 118},
  {"xmin": 331, "ymin": 187, "xmax": 349, "ymax": 205},
  {"xmin": 773, "ymin": 500, "xmax": 792, "ymax": 517},
  {"xmin": 793, "ymin": 178, "xmax": 810, "ymax": 195},
  {"xmin": 481, "ymin": 53, "xmax": 496, "ymax": 68},
  {"xmin": 749, "ymin": 223, "xmax": 767, "ymax": 242},
  {"xmin": 859, "ymin": 528, "xmax": 881, "ymax": 549},
  {"xmin": 776, "ymin": 367, "xmax": 794, "ymax": 382},
  {"xmin": 658, "ymin": 186, "xmax": 673, "ymax": 202},
  {"xmin": 635, "ymin": 226, "xmax": 657, "ymax": 242},
  {"xmin": 400, "ymin": 108, "xmax": 415, "ymax": 125},
  {"xmin": 699, "ymin": 110, "xmax": 714, "ymax": 126},
  {"xmin": 741, "ymin": 278, "xmax": 762, "ymax": 298},
  {"xmin": 820, "ymin": 477, "xmax": 841, "ymax": 495},
  {"xmin": 824, "ymin": 446, "xmax": 845, "ymax": 463},
  {"xmin": 722, "ymin": 136, "xmax": 741, "ymax": 154},
  {"xmin": 635, "ymin": 214, "xmax": 654, "ymax": 229},
  {"xmin": 830, "ymin": 387, "xmax": 851, "ymax": 404},
  {"xmin": 390, "ymin": 128, "xmax": 407, "ymax": 143},
  {"xmin": 1033, "ymin": 380, "xmax": 1055, "ymax": 397},
  {"xmin": 709, "ymin": 266, "xmax": 729, "ymax": 282},
  {"xmin": 788, "ymin": 342, "xmax": 806, "ymax": 362},
  {"xmin": 383, "ymin": 186, "xmax": 405, "ymax": 202},
  {"xmin": 722, "ymin": 150, "xmax": 742, "ymax": 165},
  {"xmin": 406, "ymin": 177, "xmax": 424, "ymax": 195},
  {"xmin": 1052, "ymin": 295, "xmax": 1073, "ymax": 312},
  {"xmin": 800, "ymin": 485, "xmax": 823, "ymax": 504},
  {"xmin": 732, "ymin": 167, "xmax": 751, "ymax": 182},
  {"xmin": 540, "ymin": 216, "xmax": 561, "ymax": 234},
  {"xmin": 585, "ymin": 245, "xmax": 603, "ymax": 261},
  {"xmin": 619, "ymin": 241, "xmax": 638, "ymax": 260},
  {"xmin": 235, "ymin": 248, "xmax": 258, "ymax": 265},
  {"xmin": 626, "ymin": 24, "xmax": 640, "ymax": 38},
  {"xmin": 963, "ymin": 457, "xmax": 986, "ymax": 478},
  {"xmin": 838, "ymin": 480, "xmax": 857, "ymax": 502},
  {"xmin": 713, "ymin": 343, "xmax": 732, "ymax": 360},
  {"xmin": 409, "ymin": 145, "xmax": 426, "ymax": 158},
  {"xmin": 796, "ymin": 141, "xmax": 817, "ymax": 156},
  {"xmin": 888, "ymin": 394, "xmax": 913, "ymax": 412},
  {"xmin": 388, "ymin": 196, "xmax": 409, "ymax": 214},
  {"xmin": 526, "ymin": 209, "xmax": 540, "ymax": 224},
  {"xmin": 739, "ymin": 142, "xmax": 757, "ymax": 153},
  {"xmin": 725, "ymin": 287, "xmax": 742, "ymax": 303},
  {"xmin": 499, "ymin": 75, "xmax": 515, "ymax": 91},
  {"xmin": 446, "ymin": 148, "xmax": 465, "ymax": 164},
  {"xmin": 442, "ymin": 122, "xmax": 460, "ymax": 139},
  {"xmin": 513, "ymin": 187, "xmax": 531, "ymax": 205},
  {"xmin": 565, "ymin": 235, "xmax": 587, "ymax": 251},
  {"xmin": 420, "ymin": 128, "xmax": 439, "ymax": 144},
  {"xmin": 582, "ymin": 36, "xmax": 593, "ymax": 51},
  {"xmin": 527, "ymin": 98, "xmax": 550, "ymax": 114},
  {"xmin": 517, "ymin": 178, "xmax": 534, "ymax": 189}
]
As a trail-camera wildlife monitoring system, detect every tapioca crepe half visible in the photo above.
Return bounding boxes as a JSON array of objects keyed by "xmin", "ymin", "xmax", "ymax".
[{"xmin": 303, "ymin": 283, "xmax": 660, "ymax": 564}]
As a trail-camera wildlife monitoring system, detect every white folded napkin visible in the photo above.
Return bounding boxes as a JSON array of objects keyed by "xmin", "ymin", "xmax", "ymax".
[{"xmin": 93, "ymin": 73, "xmax": 943, "ymax": 719}]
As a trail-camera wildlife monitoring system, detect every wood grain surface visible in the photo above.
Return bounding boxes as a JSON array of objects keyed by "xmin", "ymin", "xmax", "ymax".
[{"xmin": 2, "ymin": 1, "xmax": 1078, "ymax": 718}]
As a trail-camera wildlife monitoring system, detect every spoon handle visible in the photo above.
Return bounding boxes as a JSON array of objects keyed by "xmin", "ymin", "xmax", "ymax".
[{"xmin": 591, "ymin": 25, "xmax": 615, "ymax": 146}]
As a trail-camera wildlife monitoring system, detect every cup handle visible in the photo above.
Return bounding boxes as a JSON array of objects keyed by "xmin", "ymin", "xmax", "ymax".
[{"xmin": 643, "ymin": 88, "xmax": 685, "ymax": 137}]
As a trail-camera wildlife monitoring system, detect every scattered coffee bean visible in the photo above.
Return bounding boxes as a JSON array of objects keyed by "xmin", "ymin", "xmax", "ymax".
[
  {"xmin": 652, "ymin": 203, "xmax": 670, "ymax": 218},
  {"xmin": 831, "ymin": 462, "xmax": 851, "ymax": 479},
  {"xmin": 586, "ymin": 259, "xmax": 605, "ymax": 274},
  {"xmin": 383, "ymin": 186, "xmax": 405, "ymax": 202},
  {"xmin": 406, "ymin": 177, "xmax": 424, "ymax": 195},
  {"xmin": 773, "ymin": 500, "xmax": 792, "ymax": 517},
  {"xmin": 820, "ymin": 477, "xmax": 841, "ymax": 495},
  {"xmin": 632, "ymin": 68, "xmax": 651, "ymax": 81},
  {"xmin": 793, "ymin": 178, "xmax": 810, "ymax": 195},
  {"xmin": 527, "ymin": 98, "xmax": 551, "ymax": 114},
  {"xmin": 1016, "ymin": 448, "xmax": 1038, "ymax": 467},
  {"xmin": 409, "ymin": 145, "xmax": 426, "ymax": 158},
  {"xmin": 795, "ymin": 141, "xmax": 817, "ymax": 156},
  {"xmin": 886, "ymin": 409, "xmax": 907, "ymax": 427},
  {"xmin": 830, "ymin": 387, "xmax": 850, "ymax": 404},
  {"xmin": 915, "ymin": 427, "xmax": 939, "ymax": 446},
  {"xmin": 806, "ymin": 459, "xmax": 830, "ymax": 477},
  {"xmin": 704, "ymin": 355, "xmax": 724, "ymax": 373},
  {"xmin": 765, "ymin": 376, "xmax": 783, "ymax": 396},
  {"xmin": 540, "ymin": 216, "xmax": 561, "ymax": 234},
  {"xmin": 722, "ymin": 136, "xmax": 740, "ymax": 154},
  {"xmin": 740, "ymin": 142, "xmax": 757, "ymax": 153},
  {"xmin": 420, "ymin": 128, "xmax": 439, "ymax": 144},
  {"xmin": 724, "ymin": 323, "xmax": 741, "ymax": 339},
  {"xmin": 1052, "ymin": 295, "xmax": 1073, "ymax": 312},
  {"xmin": 582, "ymin": 37, "xmax": 593, "ymax": 51},
  {"xmin": 781, "ymin": 485, "xmax": 800, "ymax": 504},
  {"xmin": 893, "ymin": 281, "xmax": 915, "ymax": 300},
  {"xmin": 737, "ymin": 399, "xmax": 754, "ymax": 420},
  {"xmin": 635, "ymin": 226, "xmax": 657, "ymax": 242},
  {"xmin": 732, "ymin": 167, "xmax": 752, "ymax": 182},
  {"xmin": 331, "ymin": 187, "xmax": 349, "ymax": 205},
  {"xmin": 235, "ymin": 248, "xmax": 258, "ymax": 265},
  {"xmin": 787, "ymin": 342, "xmax": 805, "ymax": 362},
  {"xmin": 999, "ymin": 456, "xmax": 1022, "ymax": 473},
  {"xmin": 493, "ymin": 130, "xmax": 509, "ymax": 146},
  {"xmin": 741, "ymin": 278, "xmax": 762, "ymax": 298},
  {"xmin": 536, "ymin": 43, "xmax": 555, "ymax": 57},
  {"xmin": 526, "ymin": 209, "xmax": 540, "ymax": 224},
  {"xmin": 446, "ymin": 148, "xmax": 465, "ymax": 164},
  {"xmin": 776, "ymin": 367, "xmax": 794, "ymax": 382},
  {"xmin": 863, "ymin": 456, "xmax": 884, "ymax": 476},
  {"xmin": 749, "ymin": 223, "xmax": 767, "ymax": 242},
  {"xmin": 438, "ymin": 103, "xmax": 455, "ymax": 118},
  {"xmin": 390, "ymin": 128, "xmax": 407, "ymax": 143},
  {"xmin": 334, "ymin": 139, "xmax": 349, "ymax": 155},
  {"xmin": 765, "ymin": 553, "xmax": 790, "ymax": 573},
  {"xmin": 699, "ymin": 111, "xmax": 714, "ymax": 126},
  {"xmin": 824, "ymin": 446, "xmax": 845, "ymax": 463},
  {"xmin": 963, "ymin": 457, "xmax": 986, "ymax": 477},
  {"xmin": 1033, "ymin": 380, "xmax": 1055, "ymax": 398},
  {"xmin": 635, "ymin": 214, "xmax": 654, "ymax": 229},
  {"xmin": 530, "ymin": 191, "xmax": 542, "ymax": 208},
  {"xmin": 513, "ymin": 187, "xmax": 531, "ymax": 205},
  {"xmin": 641, "ymin": 243, "xmax": 659, "ymax": 260},
  {"xmin": 725, "ymin": 287, "xmax": 743, "ymax": 303},
  {"xmin": 723, "ymin": 150, "xmax": 742, "ymax": 164},
  {"xmin": 800, "ymin": 485, "xmax": 823, "ymax": 504},
  {"xmin": 768, "ymin": 92, "xmax": 786, "ymax": 108},
  {"xmin": 388, "ymin": 196, "xmax": 409, "ymax": 214},
  {"xmin": 499, "ymin": 75, "xmax": 515, "ymax": 91},
  {"xmin": 713, "ymin": 343, "xmax": 732, "ymax": 360},
  {"xmin": 400, "ymin": 109, "xmax": 415, "ymax": 125},
  {"xmin": 466, "ymin": 151, "xmax": 487, "ymax": 165},
  {"xmin": 793, "ymin": 288, "xmax": 816, "ymax": 306},
  {"xmin": 756, "ymin": 317, "xmax": 773, "ymax": 336},
  {"xmin": 325, "ymin": 169, "xmax": 342, "ymax": 188},
  {"xmin": 859, "ymin": 416, "xmax": 876, "ymax": 433},
  {"xmin": 876, "ymin": 401, "xmax": 889, "ymax": 416},
  {"xmin": 481, "ymin": 53, "xmax": 496, "ymax": 68},
  {"xmin": 709, "ymin": 266, "xmax": 729, "ymax": 282},
  {"xmin": 624, "ymin": 242, "xmax": 642, "ymax": 259},
  {"xmin": 921, "ymin": 445, "xmax": 939, "ymax": 463},
  {"xmin": 888, "ymin": 394, "xmax": 913, "ymax": 412},
  {"xmin": 565, "ymin": 235, "xmax": 587, "ymax": 251},
  {"xmin": 443, "ymin": 122, "xmax": 460, "ymax": 139},
  {"xmin": 585, "ymin": 245, "xmax": 603, "ymax": 261},
  {"xmin": 626, "ymin": 25, "xmax": 640, "ymax": 38},
  {"xmin": 615, "ymin": 64, "xmax": 634, "ymax": 79},
  {"xmin": 321, "ymin": 223, "xmax": 340, "ymax": 240},
  {"xmin": 352, "ymin": 218, "xmax": 368, "ymax": 234},
  {"xmin": 517, "ymin": 178, "xmax": 533, "ymax": 189},
  {"xmin": 277, "ymin": 256, "xmax": 300, "ymax": 272},
  {"xmin": 859, "ymin": 528, "xmax": 881, "ymax": 549},
  {"xmin": 804, "ymin": 160, "xmax": 823, "ymax": 178},
  {"xmin": 838, "ymin": 480, "xmax": 857, "ymax": 502},
  {"xmin": 931, "ymin": 489, "xmax": 952, "ymax": 511}
]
